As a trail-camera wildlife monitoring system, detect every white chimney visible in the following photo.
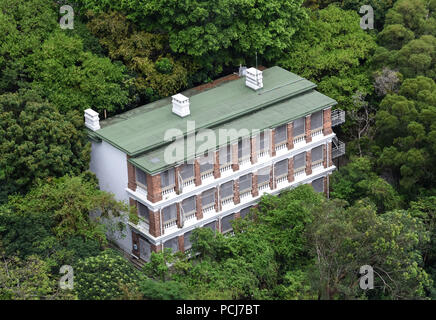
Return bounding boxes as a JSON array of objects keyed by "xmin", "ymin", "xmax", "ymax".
[
  {"xmin": 84, "ymin": 108, "xmax": 100, "ymax": 131},
  {"xmin": 172, "ymin": 93, "xmax": 190, "ymax": 117},
  {"xmin": 245, "ymin": 67, "xmax": 263, "ymax": 90}
]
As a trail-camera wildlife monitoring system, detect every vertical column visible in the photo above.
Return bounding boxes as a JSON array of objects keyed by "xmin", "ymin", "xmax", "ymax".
[
  {"xmin": 231, "ymin": 143, "xmax": 239, "ymax": 171},
  {"xmin": 213, "ymin": 151, "xmax": 220, "ymax": 179},
  {"xmin": 176, "ymin": 202, "xmax": 182, "ymax": 228},
  {"xmin": 305, "ymin": 115, "xmax": 312, "ymax": 143},
  {"xmin": 252, "ymin": 173, "xmax": 258, "ymax": 197},
  {"xmin": 323, "ymin": 108, "xmax": 332, "ymax": 136},
  {"xmin": 233, "ymin": 179, "xmax": 240, "ymax": 205},
  {"xmin": 127, "ymin": 155, "xmax": 137, "ymax": 191},
  {"xmin": 287, "ymin": 122, "xmax": 294, "ymax": 150},
  {"xmin": 151, "ymin": 244, "xmax": 162, "ymax": 253},
  {"xmin": 323, "ymin": 144, "xmax": 328, "ymax": 168},
  {"xmin": 269, "ymin": 166, "xmax": 275, "ymax": 190},
  {"xmin": 288, "ymin": 158, "xmax": 294, "ymax": 183},
  {"xmin": 148, "ymin": 210, "xmax": 162, "ymax": 237},
  {"xmin": 146, "ymin": 174, "xmax": 162, "ymax": 202},
  {"xmin": 214, "ymin": 188, "xmax": 220, "ymax": 212},
  {"xmin": 175, "ymin": 165, "xmax": 181, "ymax": 194},
  {"xmin": 178, "ymin": 235, "xmax": 185, "ymax": 253},
  {"xmin": 324, "ymin": 176, "xmax": 329, "ymax": 198},
  {"xmin": 250, "ymin": 136, "xmax": 257, "ymax": 164},
  {"xmin": 195, "ymin": 194, "xmax": 203, "ymax": 220},
  {"xmin": 270, "ymin": 128, "xmax": 276, "ymax": 157},
  {"xmin": 328, "ymin": 142, "xmax": 332, "ymax": 167},
  {"xmin": 306, "ymin": 150, "xmax": 312, "ymax": 175},
  {"xmin": 194, "ymin": 159, "xmax": 201, "ymax": 186}
]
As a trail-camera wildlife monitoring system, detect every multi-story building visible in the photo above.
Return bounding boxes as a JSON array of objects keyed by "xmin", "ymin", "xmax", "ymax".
[{"xmin": 86, "ymin": 66, "xmax": 345, "ymax": 262}]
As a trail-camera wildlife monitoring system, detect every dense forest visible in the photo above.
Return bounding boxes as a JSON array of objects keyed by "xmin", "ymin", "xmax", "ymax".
[{"xmin": 0, "ymin": 0, "xmax": 435, "ymax": 300}]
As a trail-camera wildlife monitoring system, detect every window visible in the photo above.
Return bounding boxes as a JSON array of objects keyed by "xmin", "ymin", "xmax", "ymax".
[
  {"xmin": 220, "ymin": 181, "xmax": 233, "ymax": 200},
  {"xmin": 204, "ymin": 221, "xmax": 216, "ymax": 231},
  {"xmin": 136, "ymin": 168, "xmax": 147, "ymax": 189},
  {"xmin": 275, "ymin": 124, "xmax": 287, "ymax": 144},
  {"xmin": 258, "ymin": 131, "xmax": 270, "ymax": 152},
  {"xmin": 202, "ymin": 188, "xmax": 216, "ymax": 209},
  {"xmin": 137, "ymin": 202, "xmax": 149, "ymax": 223},
  {"xmin": 139, "ymin": 237, "xmax": 151, "ymax": 261},
  {"xmin": 257, "ymin": 166, "xmax": 270, "ymax": 185},
  {"xmin": 293, "ymin": 117, "xmax": 305, "ymax": 136},
  {"xmin": 294, "ymin": 152, "xmax": 306, "ymax": 170},
  {"xmin": 180, "ymin": 163, "xmax": 194, "ymax": 181},
  {"xmin": 164, "ymin": 237, "xmax": 179, "ymax": 253},
  {"xmin": 274, "ymin": 159, "xmax": 288, "ymax": 177},
  {"xmin": 182, "ymin": 196, "xmax": 196, "ymax": 216},
  {"xmin": 240, "ymin": 207, "xmax": 251, "ymax": 219},
  {"xmin": 161, "ymin": 168, "xmax": 175, "ymax": 189},
  {"xmin": 184, "ymin": 231, "xmax": 193, "ymax": 250},
  {"xmin": 219, "ymin": 145, "xmax": 232, "ymax": 166},
  {"xmin": 222, "ymin": 214, "xmax": 234, "ymax": 233},
  {"xmin": 239, "ymin": 173, "xmax": 252, "ymax": 193},
  {"xmin": 312, "ymin": 177, "xmax": 324, "ymax": 193},
  {"xmin": 199, "ymin": 152, "xmax": 214, "ymax": 174},
  {"xmin": 312, "ymin": 145, "xmax": 323, "ymax": 163},
  {"xmin": 238, "ymin": 138, "xmax": 250, "ymax": 161},
  {"xmin": 162, "ymin": 204, "xmax": 177, "ymax": 224},
  {"xmin": 311, "ymin": 110, "xmax": 323, "ymax": 129}
]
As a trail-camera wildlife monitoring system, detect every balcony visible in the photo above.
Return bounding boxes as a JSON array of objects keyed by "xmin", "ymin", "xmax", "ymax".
[
  {"xmin": 219, "ymin": 164, "xmax": 232, "ymax": 174},
  {"xmin": 311, "ymin": 128, "xmax": 323, "ymax": 138},
  {"xmin": 332, "ymin": 137, "xmax": 345, "ymax": 159},
  {"xmin": 163, "ymin": 219, "xmax": 177, "ymax": 230},
  {"xmin": 331, "ymin": 109, "xmax": 345, "ymax": 127},
  {"xmin": 312, "ymin": 161, "xmax": 324, "ymax": 171},
  {"xmin": 293, "ymin": 134, "xmax": 305, "ymax": 145},
  {"xmin": 182, "ymin": 177, "xmax": 195, "ymax": 188},
  {"xmin": 184, "ymin": 212, "xmax": 196, "ymax": 222},
  {"xmin": 221, "ymin": 197, "xmax": 234, "ymax": 208},
  {"xmin": 201, "ymin": 171, "xmax": 213, "ymax": 181},
  {"xmin": 275, "ymin": 142, "xmax": 287, "ymax": 152},
  {"xmin": 294, "ymin": 168, "xmax": 305, "ymax": 179}
]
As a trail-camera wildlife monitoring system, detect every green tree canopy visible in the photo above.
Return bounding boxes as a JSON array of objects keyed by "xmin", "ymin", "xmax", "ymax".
[
  {"xmin": 0, "ymin": 92, "xmax": 90, "ymax": 202},
  {"xmin": 278, "ymin": 5, "xmax": 377, "ymax": 111}
]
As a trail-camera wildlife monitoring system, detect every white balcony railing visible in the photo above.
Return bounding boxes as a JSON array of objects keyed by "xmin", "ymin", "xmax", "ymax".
[
  {"xmin": 293, "ymin": 135, "xmax": 305, "ymax": 144},
  {"xmin": 201, "ymin": 171, "xmax": 213, "ymax": 181},
  {"xmin": 275, "ymin": 142, "xmax": 287, "ymax": 152},
  {"xmin": 258, "ymin": 182, "xmax": 269, "ymax": 191},
  {"xmin": 312, "ymin": 161, "xmax": 324, "ymax": 170},
  {"xmin": 220, "ymin": 164, "xmax": 232, "ymax": 173},
  {"xmin": 240, "ymin": 190, "xmax": 251, "ymax": 200},
  {"xmin": 275, "ymin": 175, "xmax": 288, "ymax": 185},
  {"xmin": 238, "ymin": 157, "xmax": 251, "ymax": 167},
  {"xmin": 202, "ymin": 204, "xmax": 215, "ymax": 214},
  {"xmin": 162, "ymin": 185, "xmax": 175, "ymax": 196},
  {"xmin": 258, "ymin": 150, "xmax": 269, "ymax": 159},
  {"xmin": 221, "ymin": 197, "xmax": 233, "ymax": 207},
  {"xmin": 184, "ymin": 212, "xmax": 196, "ymax": 222},
  {"xmin": 311, "ymin": 128, "xmax": 323, "ymax": 138},
  {"xmin": 163, "ymin": 219, "xmax": 177, "ymax": 229},
  {"xmin": 182, "ymin": 177, "xmax": 195, "ymax": 188},
  {"xmin": 294, "ymin": 168, "xmax": 305, "ymax": 178}
]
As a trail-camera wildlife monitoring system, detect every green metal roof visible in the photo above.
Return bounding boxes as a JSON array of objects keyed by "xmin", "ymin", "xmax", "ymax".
[
  {"xmin": 130, "ymin": 89, "xmax": 337, "ymax": 174},
  {"xmin": 93, "ymin": 66, "xmax": 317, "ymax": 156}
]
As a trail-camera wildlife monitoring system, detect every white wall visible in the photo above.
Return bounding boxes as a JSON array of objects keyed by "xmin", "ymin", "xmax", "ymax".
[
  {"xmin": 90, "ymin": 140, "xmax": 129, "ymax": 202},
  {"xmin": 90, "ymin": 140, "xmax": 132, "ymax": 253}
]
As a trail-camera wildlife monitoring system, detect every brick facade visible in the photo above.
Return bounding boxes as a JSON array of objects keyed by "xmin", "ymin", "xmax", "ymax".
[
  {"xmin": 305, "ymin": 115, "xmax": 312, "ymax": 143},
  {"xmin": 323, "ymin": 144, "xmax": 328, "ymax": 168},
  {"xmin": 287, "ymin": 122, "xmax": 294, "ymax": 150},
  {"xmin": 233, "ymin": 179, "xmax": 240, "ymax": 204},
  {"xmin": 214, "ymin": 188, "xmax": 220, "ymax": 212},
  {"xmin": 306, "ymin": 150, "xmax": 312, "ymax": 175},
  {"xmin": 195, "ymin": 194, "xmax": 203, "ymax": 220},
  {"xmin": 323, "ymin": 108, "xmax": 332, "ymax": 136},
  {"xmin": 176, "ymin": 202, "xmax": 182, "ymax": 228},
  {"xmin": 288, "ymin": 157, "xmax": 294, "ymax": 183},
  {"xmin": 178, "ymin": 234, "xmax": 184, "ymax": 253},
  {"xmin": 146, "ymin": 173, "xmax": 162, "ymax": 202},
  {"xmin": 270, "ymin": 128, "xmax": 276, "ymax": 157},
  {"xmin": 151, "ymin": 243, "xmax": 162, "ymax": 253},
  {"xmin": 175, "ymin": 165, "xmax": 181, "ymax": 194},
  {"xmin": 194, "ymin": 159, "xmax": 201, "ymax": 186},
  {"xmin": 148, "ymin": 210, "xmax": 162, "ymax": 237},
  {"xmin": 328, "ymin": 142, "xmax": 332, "ymax": 167},
  {"xmin": 251, "ymin": 173, "xmax": 259, "ymax": 197},
  {"xmin": 213, "ymin": 151, "xmax": 220, "ymax": 179},
  {"xmin": 127, "ymin": 155, "xmax": 137, "ymax": 191},
  {"xmin": 131, "ymin": 231, "xmax": 140, "ymax": 257}
]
